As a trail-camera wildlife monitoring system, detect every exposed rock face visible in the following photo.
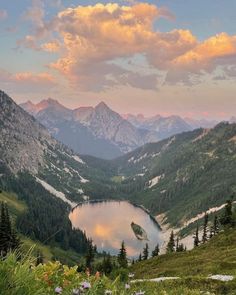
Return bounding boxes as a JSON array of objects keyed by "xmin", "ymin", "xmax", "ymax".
[{"xmin": 0, "ymin": 90, "xmax": 56, "ymax": 174}]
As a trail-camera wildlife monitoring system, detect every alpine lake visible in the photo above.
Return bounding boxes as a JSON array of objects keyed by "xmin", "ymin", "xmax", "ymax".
[{"xmin": 69, "ymin": 201, "xmax": 162, "ymax": 257}]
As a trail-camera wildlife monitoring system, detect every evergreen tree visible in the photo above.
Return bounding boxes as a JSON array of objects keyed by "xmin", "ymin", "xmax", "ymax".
[
  {"xmin": 166, "ymin": 231, "xmax": 175, "ymax": 253},
  {"xmin": 193, "ymin": 224, "xmax": 200, "ymax": 247},
  {"xmin": 0, "ymin": 202, "xmax": 9, "ymax": 254},
  {"xmin": 152, "ymin": 243, "xmax": 160, "ymax": 257},
  {"xmin": 138, "ymin": 253, "xmax": 142, "ymax": 262},
  {"xmin": 213, "ymin": 215, "xmax": 220, "ymax": 235},
  {"xmin": 0, "ymin": 202, "xmax": 20, "ymax": 255},
  {"xmin": 220, "ymin": 199, "xmax": 234, "ymax": 227},
  {"xmin": 10, "ymin": 228, "xmax": 20, "ymax": 251},
  {"xmin": 117, "ymin": 241, "xmax": 128, "ymax": 268},
  {"xmin": 202, "ymin": 213, "xmax": 209, "ymax": 244},
  {"xmin": 85, "ymin": 239, "xmax": 95, "ymax": 270},
  {"xmin": 101, "ymin": 254, "xmax": 113, "ymax": 275},
  {"xmin": 176, "ymin": 243, "xmax": 186, "ymax": 252},
  {"xmin": 176, "ymin": 237, "xmax": 180, "ymax": 250},
  {"xmin": 142, "ymin": 243, "xmax": 149, "ymax": 260}
]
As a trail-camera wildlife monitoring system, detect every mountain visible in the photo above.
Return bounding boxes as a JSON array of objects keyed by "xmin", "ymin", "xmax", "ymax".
[
  {"xmin": 0, "ymin": 90, "xmax": 116, "ymax": 256},
  {"xmin": 20, "ymin": 99, "xmax": 160, "ymax": 159},
  {"xmin": 125, "ymin": 113, "xmax": 194, "ymax": 140},
  {"xmin": 125, "ymin": 113, "xmax": 219, "ymax": 134},
  {"xmin": 184, "ymin": 117, "xmax": 218, "ymax": 129},
  {"xmin": 95, "ymin": 122, "xmax": 236, "ymax": 227}
]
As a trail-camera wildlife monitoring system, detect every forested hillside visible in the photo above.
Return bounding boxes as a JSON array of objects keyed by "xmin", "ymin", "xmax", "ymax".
[{"xmin": 103, "ymin": 123, "xmax": 236, "ymax": 226}]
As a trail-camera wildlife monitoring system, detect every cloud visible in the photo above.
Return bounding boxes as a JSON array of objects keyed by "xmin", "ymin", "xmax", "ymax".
[
  {"xmin": 0, "ymin": 68, "xmax": 56, "ymax": 92},
  {"xmin": 19, "ymin": 2, "xmax": 236, "ymax": 90},
  {"xmin": 41, "ymin": 40, "xmax": 60, "ymax": 52},
  {"xmin": 0, "ymin": 9, "xmax": 8, "ymax": 20},
  {"xmin": 48, "ymin": 3, "xmax": 186, "ymax": 90}
]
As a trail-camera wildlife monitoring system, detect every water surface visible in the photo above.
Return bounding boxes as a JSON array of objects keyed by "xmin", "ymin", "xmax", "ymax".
[{"xmin": 69, "ymin": 201, "xmax": 162, "ymax": 257}]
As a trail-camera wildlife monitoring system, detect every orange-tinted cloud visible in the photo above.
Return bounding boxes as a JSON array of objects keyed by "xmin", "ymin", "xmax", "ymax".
[
  {"xmin": 13, "ymin": 72, "xmax": 55, "ymax": 84},
  {"xmin": 41, "ymin": 40, "xmax": 60, "ymax": 52},
  {"xmin": 20, "ymin": 2, "xmax": 236, "ymax": 90},
  {"xmin": 172, "ymin": 33, "xmax": 236, "ymax": 71},
  {"xmin": 0, "ymin": 68, "xmax": 56, "ymax": 93}
]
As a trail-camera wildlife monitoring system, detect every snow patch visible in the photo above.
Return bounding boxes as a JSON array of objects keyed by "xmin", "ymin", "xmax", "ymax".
[
  {"xmin": 192, "ymin": 129, "xmax": 210, "ymax": 143},
  {"xmin": 63, "ymin": 167, "xmax": 73, "ymax": 176},
  {"xmin": 72, "ymin": 155, "xmax": 85, "ymax": 165},
  {"xmin": 209, "ymin": 275, "xmax": 234, "ymax": 282},
  {"xmin": 162, "ymin": 136, "xmax": 175, "ymax": 151},
  {"xmin": 128, "ymin": 156, "xmax": 134, "ymax": 163},
  {"xmin": 131, "ymin": 277, "xmax": 179, "ymax": 283},
  {"xmin": 133, "ymin": 153, "xmax": 148, "ymax": 164},
  {"xmin": 151, "ymin": 152, "xmax": 160, "ymax": 158},
  {"xmin": 35, "ymin": 177, "xmax": 77, "ymax": 208},
  {"xmin": 148, "ymin": 174, "xmax": 164, "ymax": 188},
  {"xmin": 184, "ymin": 201, "xmax": 236, "ymax": 228}
]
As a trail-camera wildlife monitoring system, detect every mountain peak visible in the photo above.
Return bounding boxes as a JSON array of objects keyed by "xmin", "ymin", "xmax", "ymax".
[
  {"xmin": 95, "ymin": 101, "xmax": 111, "ymax": 111},
  {"xmin": 37, "ymin": 98, "xmax": 62, "ymax": 109}
]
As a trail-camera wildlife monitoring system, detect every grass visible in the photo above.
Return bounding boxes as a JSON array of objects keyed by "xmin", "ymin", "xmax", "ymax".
[
  {"xmin": 0, "ymin": 251, "xmax": 236, "ymax": 295},
  {"xmin": 131, "ymin": 228, "xmax": 236, "ymax": 279},
  {"xmin": 0, "ymin": 191, "xmax": 27, "ymax": 218}
]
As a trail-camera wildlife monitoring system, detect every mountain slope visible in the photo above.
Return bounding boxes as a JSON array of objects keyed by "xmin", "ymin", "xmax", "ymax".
[
  {"xmin": 108, "ymin": 123, "xmax": 236, "ymax": 226},
  {"xmin": 0, "ymin": 90, "xmax": 116, "ymax": 255},
  {"xmin": 127, "ymin": 228, "xmax": 236, "ymax": 295}
]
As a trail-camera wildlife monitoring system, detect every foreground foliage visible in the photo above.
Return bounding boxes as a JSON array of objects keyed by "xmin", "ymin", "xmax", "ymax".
[{"xmin": 0, "ymin": 251, "xmax": 236, "ymax": 295}]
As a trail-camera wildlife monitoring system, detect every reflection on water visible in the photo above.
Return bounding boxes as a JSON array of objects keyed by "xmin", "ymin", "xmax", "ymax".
[{"xmin": 69, "ymin": 201, "xmax": 162, "ymax": 257}]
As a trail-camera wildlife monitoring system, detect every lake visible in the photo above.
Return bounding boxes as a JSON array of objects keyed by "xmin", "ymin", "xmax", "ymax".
[{"xmin": 69, "ymin": 201, "xmax": 162, "ymax": 257}]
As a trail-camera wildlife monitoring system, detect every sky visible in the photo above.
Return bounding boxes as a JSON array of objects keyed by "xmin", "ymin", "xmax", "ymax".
[{"xmin": 0, "ymin": 0, "xmax": 236, "ymax": 119}]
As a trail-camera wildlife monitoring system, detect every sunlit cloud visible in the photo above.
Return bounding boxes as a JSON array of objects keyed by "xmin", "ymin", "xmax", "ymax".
[
  {"xmin": 0, "ymin": 68, "xmax": 56, "ymax": 93},
  {"xmin": 14, "ymin": 2, "xmax": 236, "ymax": 95}
]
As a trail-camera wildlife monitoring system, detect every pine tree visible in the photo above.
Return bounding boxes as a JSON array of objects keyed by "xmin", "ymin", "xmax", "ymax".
[
  {"xmin": 138, "ymin": 253, "xmax": 142, "ymax": 262},
  {"xmin": 142, "ymin": 243, "xmax": 149, "ymax": 260},
  {"xmin": 0, "ymin": 202, "xmax": 8, "ymax": 254},
  {"xmin": 117, "ymin": 241, "xmax": 128, "ymax": 268},
  {"xmin": 0, "ymin": 202, "xmax": 20, "ymax": 255},
  {"xmin": 166, "ymin": 231, "xmax": 175, "ymax": 253},
  {"xmin": 177, "ymin": 243, "xmax": 185, "ymax": 252},
  {"xmin": 202, "ymin": 213, "xmax": 209, "ymax": 244},
  {"xmin": 152, "ymin": 243, "xmax": 160, "ymax": 257},
  {"xmin": 85, "ymin": 239, "xmax": 95, "ymax": 270},
  {"xmin": 101, "ymin": 254, "xmax": 113, "ymax": 275},
  {"xmin": 220, "ymin": 199, "xmax": 234, "ymax": 227},
  {"xmin": 11, "ymin": 228, "xmax": 20, "ymax": 251},
  {"xmin": 194, "ymin": 224, "xmax": 200, "ymax": 247},
  {"xmin": 213, "ymin": 215, "xmax": 220, "ymax": 235}
]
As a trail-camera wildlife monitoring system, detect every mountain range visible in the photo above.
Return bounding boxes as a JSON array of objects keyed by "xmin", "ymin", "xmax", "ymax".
[
  {"xmin": 20, "ymin": 99, "xmax": 218, "ymax": 159},
  {"xmin": 1, "ymin": 89, "xmax": 236, "ymax": 255}
]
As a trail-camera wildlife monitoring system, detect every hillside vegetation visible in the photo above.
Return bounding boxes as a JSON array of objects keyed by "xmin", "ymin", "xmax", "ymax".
[
  {"xmin": 131, "ymin": 228, "xmax": 236, "ymax": 278},
  {"xmin": 0, "ymin": 229, "xmax": 236, "ymax": 295},
  {"xmin": 104, "ymin": 123, "xmax": 236, "ymax": 226}
]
